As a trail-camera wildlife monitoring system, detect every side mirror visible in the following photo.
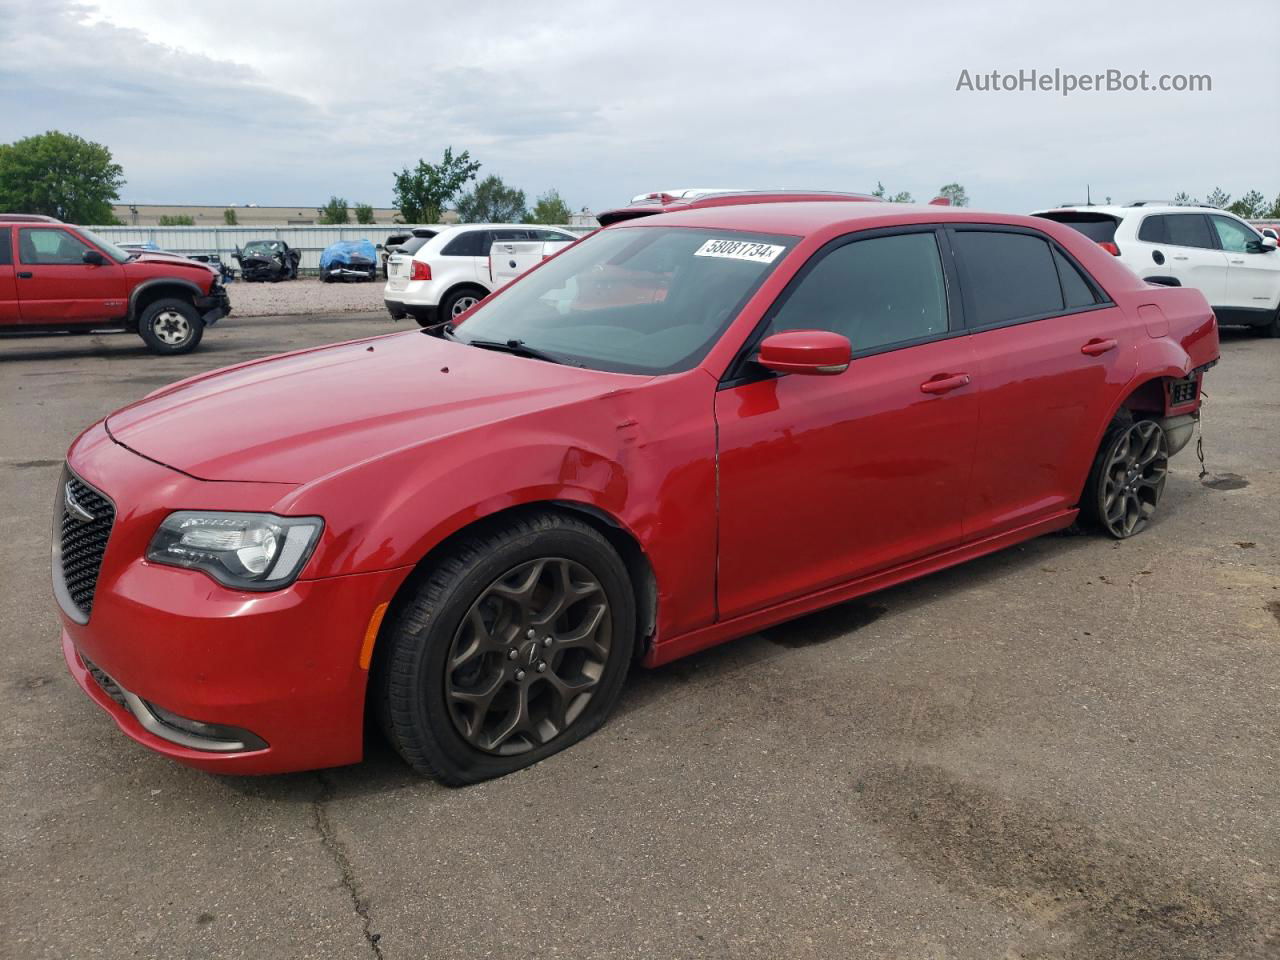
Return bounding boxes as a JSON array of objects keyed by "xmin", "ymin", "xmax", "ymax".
[
  {"xmin": 82, "ymin": 249, "xmax": 105, "ymax": 266},
  {"xmin": 757, "ymin": 330, "xmax": 852, "ymax": 376},
  {"xmin": 1261, "ymin": 236, "xmax": 1278, "ymax": 252}
]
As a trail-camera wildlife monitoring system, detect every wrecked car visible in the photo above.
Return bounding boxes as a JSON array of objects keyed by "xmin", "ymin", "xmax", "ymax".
[
  {"xmin": 234, "ymin": 239, "xmax": 301, "ymax": 282},
  {"xmin": 319, "ymin": 239, "xmax": 378, "ymax": 282}
]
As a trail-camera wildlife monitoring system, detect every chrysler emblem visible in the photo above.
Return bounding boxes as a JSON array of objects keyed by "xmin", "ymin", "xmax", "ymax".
[{"xmin": 64, "ymin": 482, "xmax": 96, "ymax": 523}]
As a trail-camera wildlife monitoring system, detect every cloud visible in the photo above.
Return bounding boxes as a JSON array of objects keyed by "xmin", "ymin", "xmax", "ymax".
[{"xmin": 1, "ymin": 0, "xmax": 1277, "ymax": 212}]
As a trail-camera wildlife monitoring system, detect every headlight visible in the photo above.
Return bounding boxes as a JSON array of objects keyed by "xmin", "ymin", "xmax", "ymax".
[{"xmin": 146, "ymin": 512, "xmax": 323, "ymax": 590}]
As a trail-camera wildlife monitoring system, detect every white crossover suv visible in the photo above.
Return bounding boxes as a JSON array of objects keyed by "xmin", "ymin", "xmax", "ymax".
[
  {"xmin": 383, "ymin": 224, "xmax": 579, "ymax": 326},
  {"xmin": 1033, "ymin": 204, "xmax": 1280, "ymax": 336}
]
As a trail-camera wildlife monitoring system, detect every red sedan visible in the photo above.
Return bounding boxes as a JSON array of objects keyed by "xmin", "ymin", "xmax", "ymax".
[{"xmin": 55, "ymin": 202, "xmax": 1219, "ymax": 784}]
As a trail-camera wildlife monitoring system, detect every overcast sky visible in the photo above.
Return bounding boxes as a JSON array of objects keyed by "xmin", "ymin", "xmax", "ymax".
[{"xmin": 2, "ymin": 0, "xmax": 1277, "ymax": 215}]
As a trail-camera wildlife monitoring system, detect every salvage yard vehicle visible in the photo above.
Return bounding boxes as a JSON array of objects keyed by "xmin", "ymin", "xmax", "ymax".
[
  {"xmin": 381, "ymin": 227, "xmax": 439, "ymax": 278},
  {"xmin": 55, "ymin": 201, "xmax": 1218, "ymax": 784},
  {"xmin": 384, "ymin": 223, "xmax": 577, "ymax": 324},
  {"xmin": 233, "ymin": 239, "xmax": 300, "ymax": 282},
  {"xmin": 319, "ymin": 239, "xmax": 378, "ymax": 282},
  {"xmin": 0, "ymin": 214, "xmax": 229, "ymax": 354},
  {"xmin": 1034, "ymin": 203, "xmax": 1280, "ymax": 337}
]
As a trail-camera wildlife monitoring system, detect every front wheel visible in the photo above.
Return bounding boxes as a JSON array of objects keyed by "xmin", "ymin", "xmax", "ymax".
[
  {"xmin": 377, "ymin": 512, "xmax": 636, "ymax": 785},
  {"xmin": 1259, "ymin": 308, "xmax": 1280, "ymax": 338},
  {"xmin": 137, "ymin": 299, "xmax": 205, "ymax": 355},
  {"xmin": 1082, "ymin": 412, "xmax": 1169, "ymax": 539}
]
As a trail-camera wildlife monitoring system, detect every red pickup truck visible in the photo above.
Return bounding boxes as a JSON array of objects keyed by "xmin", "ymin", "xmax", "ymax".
[{"xmin": 0, "ymin": 214, "xmax": 229, "ymax": 354}]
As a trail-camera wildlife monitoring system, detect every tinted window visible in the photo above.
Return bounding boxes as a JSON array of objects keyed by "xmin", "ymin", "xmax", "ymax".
[
  {"xmin": 1138, "ymin": 216, "xmax": 1167, "ymax": 243},
  {"xmin": 397, "ymin": 236, "xmax": 430, "ymax": 255},
  {"xmin": 952, "ymin": 231, "xmax": 1064, "ymax": 324},
  {"xmin": 1053, "ymin": 248, "xmax": 1099, "ymax": 308},
  {"xmin": 1210, "ymin": 215, "xmax": 1258, "ymax": 253},
  {"xmin": 538, "ymin": 230, "xmax": 575, "ymax": 242},
  {"xmin": 768, "ymin": 232, "xmax": 948, "ymax": 351},
  {"xmin": 441, "ymin": 230, "xmax": 489, "ymax": 257},
  {"xmin": 0, "ymin": 227, "xmax": 10, "ymax": 266},
  {"xmin": 1034, "ymin": 212, "xmax": 1119, "ymax": 243},
  {"xmin": 1164, "ymin": 214, "xmax": 1214, "ymax": 249},
  {"xmin": 18, "ymin": 227, "xmax": 93, "ymax": 265}
]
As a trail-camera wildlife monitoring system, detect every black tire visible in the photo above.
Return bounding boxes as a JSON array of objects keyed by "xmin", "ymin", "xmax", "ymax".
[
  {"xmin": 137, "ymin": 298, "xmax": 205, "ymax": 355},
  {"xmin": 1080, "ymin": 409, "xmax": 1169, "ymax": 539},
  {"xmin": 377, "ymin": 512, "xmax": 635, "ymax": 785},
  {"xmin": 441, "ymin": 286, "xmax": 485, "ymax": 322},
  {"xmin": 320, "ymin": 270, "xmax": 331, "ymax": 283},
  {"xmin": 1259, "ymin": 308, "xmax": 1280, "ymax": 338},
  {"xmin": 367, "ymin": 267, "xmax": 377, "ymax": 282}
]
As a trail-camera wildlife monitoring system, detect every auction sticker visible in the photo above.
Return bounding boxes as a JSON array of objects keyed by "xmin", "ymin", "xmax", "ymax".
[{"xmin": 693, "ymin": 239, "xmax": 786, "ymax": 263}]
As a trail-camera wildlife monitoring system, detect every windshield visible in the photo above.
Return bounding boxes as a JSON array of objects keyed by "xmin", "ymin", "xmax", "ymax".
[
  {"xmin": 244, "ymin": 240, "xmax": 282, "ymax": 255},
  {"xmin": 450, "ymin": 226, "xmax": 795, "ymax": 375},
  {"xmin": 76, "ymin": 227, "xmax": 131, "ymax": 264}
]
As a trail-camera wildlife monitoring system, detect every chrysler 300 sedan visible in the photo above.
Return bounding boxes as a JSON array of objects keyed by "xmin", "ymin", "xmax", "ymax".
[{"xmin": 55, "ymin": 201, "xmax": 1219, "ymax": 784}]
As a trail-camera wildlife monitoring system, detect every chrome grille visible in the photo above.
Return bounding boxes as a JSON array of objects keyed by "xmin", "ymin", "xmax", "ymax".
[{"xmin": 56, "ymin": 470, "xmax": 115, "ymax": 620}]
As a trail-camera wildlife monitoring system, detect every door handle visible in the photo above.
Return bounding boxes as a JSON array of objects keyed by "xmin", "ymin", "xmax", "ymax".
[
  {"xmin": 1171, "ymin": 255, "xmax": 1189, "ymax": 261},
  {"xmin": 1081, "ymin": 338, "xmax": 1117, "ymax": 356},
  {"xmin": 1229, "ymin": 258, "xmax": 1244, "ymax": 265},
  {"xmin": 16, "ymin": 271, "xmax": 33, "ymax": 278},
  {"xmin": 919, "ymin": 373, "xmax": 971, "ymax": 395}
]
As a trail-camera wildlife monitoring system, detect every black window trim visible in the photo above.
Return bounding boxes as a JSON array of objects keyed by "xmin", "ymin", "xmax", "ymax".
[
  {"xmin": 0, "ymin": 226, "xmax": 11, "ymax": 266},
  {"xmin": 945, "ymin": 223, "xmax": 1113, "ymax": 333},
  {"xmin": 719, "ymin": 223, "xmax": 966, "ymax": 389}
]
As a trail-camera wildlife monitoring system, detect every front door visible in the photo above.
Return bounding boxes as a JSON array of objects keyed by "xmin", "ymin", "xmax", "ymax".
[
  {"xmin": 15, "ymin": 226, "xmax": 126, "ymax": 324},
  {"xmin": 1210, "ymin": 214, "xmax": 1280, "ymax": 314},
  {"xmin": 715, "ymin": 228, "xmax": 979, "ymax": 620}
]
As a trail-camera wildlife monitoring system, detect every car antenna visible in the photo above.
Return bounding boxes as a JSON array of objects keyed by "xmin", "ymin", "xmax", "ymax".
[{"xmin": 1086, "ymin": 184, "xmax": 1092, "ymax": 206}]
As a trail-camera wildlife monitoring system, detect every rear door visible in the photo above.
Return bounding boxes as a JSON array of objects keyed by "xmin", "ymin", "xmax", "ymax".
[
  {"xmin": 1138, "ymin": 214, "xmax": 1229, "ymax": 306},
  {"xmin": 15, "ymin": 226, "xmax": 126, "ymax": 324},
  {"xmin": 1209, "ymin": 214, "xmax": 1280, "ymax": 313},
  {"xmin": 950, "ymin": 227, "xmax": 1139, "ymax": 537},
  {"xmin": 0, "ymin": 228, "xmax": 18, "ymax": 324}
]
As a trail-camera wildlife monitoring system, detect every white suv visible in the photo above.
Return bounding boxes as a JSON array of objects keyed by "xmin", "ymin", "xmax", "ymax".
[
  {"xmin": 1033, "ymin": 204, "xmax": 1280, "ymax": 336},
  {"xmin": 383, "ymin": 224, "xmax": 578, "ymax": 326}
]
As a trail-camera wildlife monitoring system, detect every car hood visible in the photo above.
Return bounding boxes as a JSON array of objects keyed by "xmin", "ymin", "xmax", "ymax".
[
  {"xmin": 124, "ymin": 253, "xmax": 217, "ymax": 278},
  {"xmin": 105, "ymin": 331, "xmax": 633, "ymax": 483}
]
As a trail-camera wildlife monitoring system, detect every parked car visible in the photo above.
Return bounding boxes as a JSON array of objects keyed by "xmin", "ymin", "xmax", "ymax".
[
  {"xmin": 319, "ymin": 239, "xmax": 378, "ymax": 282},
  {"xmin": 1, "ymin": 214, "xmax": 228, "ymax": 354},
  {"xmin": 383, "ymin": 223, "xmax": 578, "ymax": 325},
  {"xmin": 380, "ymin": 228, "xmax": 440, "ymax": 278},
  {"xmin": 55, "ymin": 201, "xmax": 1218, "ymax": 784},
  {"xmin": 1033, "ymin": 203, "xmax": 1280, "ymax": 337},
  {"xmin": 233, "ymin": 239, "xmax": 300, "ymax": 282}
]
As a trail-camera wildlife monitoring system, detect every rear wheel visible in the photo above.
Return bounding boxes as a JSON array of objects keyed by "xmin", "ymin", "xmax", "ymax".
[
  {"xmin": 1082, "ymin": 411, "xmax": 1169, "ymax": 539},
  {"xmin": 377, "ymin": 512, "xmax": 635, "ymax": 785},
  {"xmin": 137, "ymin": 298, "xmax": 204, "ymax": 355},
  {"xmin": 1259, "ymin": 308, "xmax": 1280, "ymax": 338},
  {"xmin": 442, "ymin": 287, "xmax": 484, "ymax": 321}
]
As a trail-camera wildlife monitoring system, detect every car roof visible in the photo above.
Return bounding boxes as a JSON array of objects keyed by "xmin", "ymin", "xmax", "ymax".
[
  {"xmin": 598, "ymin": 190, "xmax": 883, "ymax": 226},
  {"xmin": 1033, "ymin": 204, "xmax": 1234, "ymax": 217},
  {"xmin": 0, "ymin": 213, "xmax": 64, "ymax": 223},
  {"xmin": 612, "ymin": 200, "xmax": 1041, "ymax": 236}
]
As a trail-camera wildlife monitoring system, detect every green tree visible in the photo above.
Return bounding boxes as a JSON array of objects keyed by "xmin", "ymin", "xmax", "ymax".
[
  {"xmin": 455, "ymin": 174, "xmax": 527, "ymax": 223},
  {"xmin": 529, "ymin": 189, "xmax": 572, "ymax": 224},
  {"xmin": 871, "ymin": 180, "xmax": 913, "ymax": 203},
  {"xmin": 1204, "ymin": 187, "xmax": 1230, "ymax": 209},
  {"xmin": 1266, "ymin": 193, "xmax": 1280, "ymax": 219},
  {"xmin": 223, "ymin": 207, "xmax": 238, "ymax": 225},
  {"xmin": 319, "ymin": 195, "xmax": 349, "ymax": 224},
  {"xmin": 1227, "ymin": 190, "xmax": 1265, "ymax": 219},
  {"xmin": 354, "ymin": 202, "xmax": 375, "ymax": 224},
  {"xmin": 158, "ymin": 214, "xmax": 195, "ymax": 226},
  {"xmin": 1172, "ymin": 191, "xmax": 1195, "ymax": 206},
  {"xmin": 937, "ymin": 183, "xmax": 968, "ymax": 207},
  {"xmin": 392, "ymin": 146, "xmax": 481, "ymax": 223},
  {"xmin": 0, "ymin": 130, "xmax": 125, "ymax": 223}
]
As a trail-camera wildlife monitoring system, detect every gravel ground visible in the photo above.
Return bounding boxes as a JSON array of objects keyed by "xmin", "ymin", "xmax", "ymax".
[
  {"xmin": 228, "ymin": 276, "xmax": 388, "ymax": 317},
  {"xmin": 1, "ymin": 317, "xmax": 1277, "ymax": 960}
]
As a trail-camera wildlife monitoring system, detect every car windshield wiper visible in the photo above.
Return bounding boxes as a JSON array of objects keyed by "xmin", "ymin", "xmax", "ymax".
[{"xmin": 453, "ymin": 332, "xmax": 576, "ymax": 366}]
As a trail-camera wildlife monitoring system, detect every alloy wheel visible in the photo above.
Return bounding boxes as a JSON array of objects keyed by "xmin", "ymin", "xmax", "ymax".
[
  {"xmin": 1100, "ymin": 420, "xmax": 1168, "ymax": 538},
  {"xmin": 451, "ymin": 295, "xmax": 479, "ymax": 318},
  {"xmin": 445, "ymin": 557, "xmax": 611, "ymax": 756},
  {"xmin": 152, "ymin": 310, "xmax": 192, "ymax": 346}
]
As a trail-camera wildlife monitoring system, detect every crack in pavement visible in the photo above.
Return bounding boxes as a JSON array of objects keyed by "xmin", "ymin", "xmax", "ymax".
[{"xmin": 312, "ymin": 771, "xmax": 386, "ymax": 959}]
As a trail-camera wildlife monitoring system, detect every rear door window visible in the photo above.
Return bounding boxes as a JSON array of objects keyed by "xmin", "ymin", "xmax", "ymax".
[
  {"xmin": 1164, "ymin": 214, "xmax": 1215, "ymax": 249},
  {"xmin": 951, "ymin": 230, "xmax": 1064, "ymax": 325},
  {"xmin": 1052, "ymin": 248, "xmax": 1100, "ymax": 308},
  {"xmin": 0, "ymin": 227, "xmax": 10, "ymax": 265},
  {"xmin": 1137, "ymin": 216, "xmax": 1167, "ymax": 243}
]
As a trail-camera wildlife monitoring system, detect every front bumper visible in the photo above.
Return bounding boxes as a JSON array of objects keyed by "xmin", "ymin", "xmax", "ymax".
[
  {"xmin": 194, "ymin": 288, "xmax": 231, "ymax": 325},
  {"xmin": 56, "ymin": 425, "xmax": 411, "ymax": 775}
]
